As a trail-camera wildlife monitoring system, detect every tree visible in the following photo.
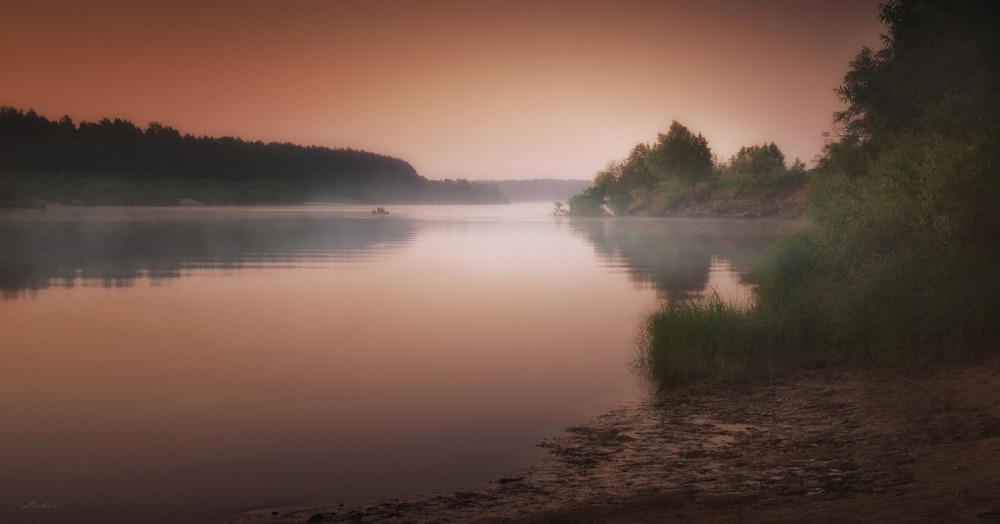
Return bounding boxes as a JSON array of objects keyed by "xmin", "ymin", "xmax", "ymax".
[
  {"xmin": 756, "ymin": 0, "xmax": 1000, "ymax": 351},
  {"xmin": 567, "ymin": 184, "xmax": 607, "ymax": 216},
  {"xmin": 727, "ymin": 142, "xmax": 785, "ymax": 178},
  {"xmin": 644, "ymin": 121, "xmax": 713, "ymax": 185},
  {"xmin": 616, "ymin": 142, "xmax": 654, "ymax": 191},
  {"xmin": 821, "ymin": 0, "xmax": 1000, "ymax": 246},
  {"xmin": 833, "ymin": 0, "xmax": 1000, "ymax": 156}
]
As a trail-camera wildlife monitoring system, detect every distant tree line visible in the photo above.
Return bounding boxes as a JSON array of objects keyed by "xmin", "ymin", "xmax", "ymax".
[
  {"xmin": 485, "ymin": 178, "xmax": 592, "ymax": 202},
  {"xmin": 0, "ymin": 107, "xmax": 505, "ymax": 205}
]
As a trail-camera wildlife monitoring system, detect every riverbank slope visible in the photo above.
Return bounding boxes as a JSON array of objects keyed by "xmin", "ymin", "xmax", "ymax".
[{"xmin": 630, "ymin": 183, "xmax": 808, "ymax": 219}]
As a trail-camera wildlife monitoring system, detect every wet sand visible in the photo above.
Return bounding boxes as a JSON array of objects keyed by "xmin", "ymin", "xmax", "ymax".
[{"xmin": 234, "ymin": 358, "xmax": 1000, "ymax": 523}]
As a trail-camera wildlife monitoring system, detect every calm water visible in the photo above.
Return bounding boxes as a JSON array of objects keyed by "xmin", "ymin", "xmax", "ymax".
[{"xmin": 0, "ymin": 203, "xmax": 800, "ymax": 523}]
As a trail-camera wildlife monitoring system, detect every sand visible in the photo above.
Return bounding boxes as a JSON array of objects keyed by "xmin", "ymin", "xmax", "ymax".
[{"xmin": 233, "ymin": 357, "xmax": 1000, "ymax": 523}]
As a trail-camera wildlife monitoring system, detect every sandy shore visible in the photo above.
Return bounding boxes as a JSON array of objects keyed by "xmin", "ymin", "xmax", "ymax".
[{"xmin": 234, "ymin": 358, "xmax": 1000, "ymax": 523}]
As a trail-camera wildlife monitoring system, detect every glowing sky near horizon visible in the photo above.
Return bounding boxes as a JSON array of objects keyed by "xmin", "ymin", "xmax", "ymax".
[{"xmin": 2, "ymin": 0, "xmax": 884, "ymax": 180}]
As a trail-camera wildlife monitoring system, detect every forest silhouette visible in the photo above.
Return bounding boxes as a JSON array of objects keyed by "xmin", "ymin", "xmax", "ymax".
[{"xmin": 0, "ymin": 107, "xmax": 506, "ymax": 205}]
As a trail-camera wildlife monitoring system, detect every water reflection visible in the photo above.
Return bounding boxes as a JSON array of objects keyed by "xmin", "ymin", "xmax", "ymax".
[
  {"xmin": 1, "ymin": 204, "xmax": 659, "ymax": 524},
  {"xmin": 0, "ymin": 207, "xmax": 416, "ymax": 298},
  {"xmin": 568, "ymin": 216, "xmax": 803, "ymax": 301},
  {"xmin": 0, "ymin": 204, "xmax": 801, "ymax": 524}
]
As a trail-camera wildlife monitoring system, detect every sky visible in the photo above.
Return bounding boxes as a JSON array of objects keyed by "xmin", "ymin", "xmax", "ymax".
[{"xmin": 2, "ymin": 0, "xmax": 886, "ymax": 181}]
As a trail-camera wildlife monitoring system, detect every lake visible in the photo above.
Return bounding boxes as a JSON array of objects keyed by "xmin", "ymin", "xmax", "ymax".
[{"xmin": 0, "ymin": 203, "xmax": 801, "ymax": 523}]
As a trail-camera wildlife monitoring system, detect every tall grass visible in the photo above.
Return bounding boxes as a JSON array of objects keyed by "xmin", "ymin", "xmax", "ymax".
[
  {"xmin": 638, "ymin": 297, "xmax": 765, "ymax": 388},
  {"xmin": 637, "ymin": 290, "xmax": 811, "ymax": 389},
  {"xmin": 639, "ymin": 225, "xmax": 1000, "ymax": 390}
]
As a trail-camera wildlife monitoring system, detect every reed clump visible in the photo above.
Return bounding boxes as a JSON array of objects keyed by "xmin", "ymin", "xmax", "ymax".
[
  {"xmin": 639, "ymin": 231, "xmax": 1000, "ymax": 390},
  {"xmin": 638, "ymin": 297, "xmax": 769, "ymax": 388}
]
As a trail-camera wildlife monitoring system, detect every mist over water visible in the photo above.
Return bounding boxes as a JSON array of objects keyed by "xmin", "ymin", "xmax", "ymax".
[
  {"xmin": 0, "ymin": 204, "xmax": 797, "ymax": 524},
  {"xmin": 0, "ymin": 206, "xmax": 417, "ymax": 297}
]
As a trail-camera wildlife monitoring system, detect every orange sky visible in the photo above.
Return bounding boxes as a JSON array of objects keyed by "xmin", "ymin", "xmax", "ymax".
[{"xmin": 2, "ymin": 0, "xmax": 884, "ymax": 180}]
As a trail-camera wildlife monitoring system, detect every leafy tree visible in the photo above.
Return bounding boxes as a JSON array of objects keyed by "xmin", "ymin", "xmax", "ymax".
[
  {"xmin": 832, "ymin": 0, "xmax": 1000, "ymax": 160},
  {"xmin": 588, "ymin": 161, "xmax": 628, "ymax": 214},
  {"xmin": 756, "ymin": 0, "xmax": 1000, "ymax": 352},
  {"xmin": 815, "ymin": 134, "xmax": 871, "ymax": 178},
  {"xmin": 617, "ymin": 142, "xmax": 654, "ymax": 191},
  {"xmin": 820, "ymin": 0, "xmax": 1000, "ymax": 248},
  {"xmin": 567, "ymin": 123, "xmax": 718, "ymax": 215},
  {"xmin": 644, "ymin": 121, "xmax": 713, "ymax": 185},
  {"xmin": 567, "ymin": 184, "xmax": 606, "ymax": 216},
  {"xmin": 727, "ymin": 142, "xmax": 785, "ymax": 178}
]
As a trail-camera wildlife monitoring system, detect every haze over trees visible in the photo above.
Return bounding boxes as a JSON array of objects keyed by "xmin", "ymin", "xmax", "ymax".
[
  {"xmin": 486, "ymin": 178, "xmax": 592, "ymax": 202},
  {"xmin": 645, "ymin": 121, "xmax": 714, "ymax": 185},
  {"xmin": 568, "ymin": 121, "xmax": 806, "ymax": 216},
  {"xmin": 0, "ymin": 108, "xmax": 506, "ymax": 205},
  {"xmin": 725, "ymin": 143, "xmax": 786, "ymax": 179},
  {"xmin": 639, "ymin": 0, "xmax": 1000, "ymax": 387}
]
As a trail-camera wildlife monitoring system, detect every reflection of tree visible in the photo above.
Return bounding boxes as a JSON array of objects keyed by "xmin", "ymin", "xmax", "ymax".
[
  {"xmin": 568, "ymin": 217, "xmax": 801, "ymax": 301},
  {"xmin": 0, "ymin": 213, "xmax": 416, "ymax": 298}
]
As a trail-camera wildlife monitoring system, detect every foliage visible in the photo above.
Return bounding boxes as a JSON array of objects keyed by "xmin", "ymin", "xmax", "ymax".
[
  {"xmin": 833, "ymin": 0, "xmax": 1000, "ymax": 150},
  {"xmin": 618, "ymin": 142, "xmax": 655, "ymax": 191},
  {"xmin": 713, "ymin": 167, "xmax": 807, "ymax": 196},
  {"xmin": 815, "ymin": 134, "xmax": 872, "ymax": 178},
  {"xmin": 0, "ymin": 107, "xmax": 507, "ymax": 205},
  {"xmin": 566, "ymin": 184, "xmax": 607, "ymax": 216},
  {"xmin": 645, "ymin": 121, "xmax": 714, "ymax": 185},
  {"xmin": 724, "ymin": 142, "xmax": 785, "ymax": 178},
  {"xmin": 641, "ymin": 0, "xmax": 1000, "ymax": 388},
  {"xmin": 568, "ymin": 125, "xmax": 807, "ymax": 216}
]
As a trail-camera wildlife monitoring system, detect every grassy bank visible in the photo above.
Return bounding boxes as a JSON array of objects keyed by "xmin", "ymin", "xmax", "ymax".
[{"xmin": 623, "ymin": 172, "xmax": 808, "ymax": 218}]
